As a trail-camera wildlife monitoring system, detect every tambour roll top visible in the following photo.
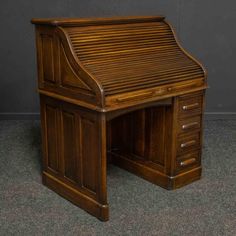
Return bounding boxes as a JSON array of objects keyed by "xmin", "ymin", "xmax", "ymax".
[{"xmin": 31, "ymin": 16, "xmax": 207, "ymax": 111}]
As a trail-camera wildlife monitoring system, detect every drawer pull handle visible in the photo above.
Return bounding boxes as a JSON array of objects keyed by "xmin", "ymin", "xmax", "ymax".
[
  {"xmin": 116, "ymin": 89, "xmax": 164, "ymax": 102},
  {"xmin": 182, "ymin": 122, "xmax": 199, "ymax": 130},
  {"xmin": 180, "ymin": 158, "xmax": 196, "ymax": 167},
  {"xmin": 181, "ymin": 140, "xmax": 196, "ymax": 148},
  {"xmin": 116, "ymin": 91, "xmax": 153, "ymax": 102},
  {"xmin": 182, "ymin": 103, "xmax": 199, "ymax": 111},
  {"xmin": 153, "ymin": 89, "xmax": 165, "ymax": 95}
]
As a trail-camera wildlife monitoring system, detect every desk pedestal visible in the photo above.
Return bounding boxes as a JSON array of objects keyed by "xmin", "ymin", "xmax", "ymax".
[{"xmin": 40, "ymin": 90, "xmax": 204, "ymax": 221}]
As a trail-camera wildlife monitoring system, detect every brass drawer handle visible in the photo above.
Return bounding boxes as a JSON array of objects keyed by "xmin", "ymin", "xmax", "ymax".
[
  {"xmin": 182, "ymin": 121, "xmax": 199, "ymax": 130},
  {"xmin": 180, "ymin": 158, "xmax": 196, "ymax": 167},
  {"xmin": 180, "ymin": 140, "xmax": 196, "ymax": 148},
  {"xmin": 182, "ymin": 103, "xmax": 199, "ymax": 111}
]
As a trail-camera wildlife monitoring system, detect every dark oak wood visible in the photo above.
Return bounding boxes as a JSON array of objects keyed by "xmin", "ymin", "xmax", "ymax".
[{"xmin": 32, "ymin": 16, "xmax": 207, "ymax": 221}]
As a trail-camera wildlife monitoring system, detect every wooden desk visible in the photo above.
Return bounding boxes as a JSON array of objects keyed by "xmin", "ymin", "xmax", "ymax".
[{"xmin": 31, "ymin": 16, "xmax": 207, "ymax": 221}]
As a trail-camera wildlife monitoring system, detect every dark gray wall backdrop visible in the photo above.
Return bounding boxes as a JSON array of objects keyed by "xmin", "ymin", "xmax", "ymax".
[{"xmin": 0, "ymin": 0, "xmax": 235, "ymax": 118}]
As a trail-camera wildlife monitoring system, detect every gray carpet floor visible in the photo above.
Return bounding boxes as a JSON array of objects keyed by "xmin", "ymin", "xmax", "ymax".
[{"xmin": 0, "ymin": 120, "xmax": 235, "ymax": 236}]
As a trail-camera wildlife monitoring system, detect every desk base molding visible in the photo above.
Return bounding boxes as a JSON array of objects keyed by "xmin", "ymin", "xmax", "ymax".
[
  {"xmin": 110, "ymin": 152, "xmax": 202, "ymax": 190},
  {"xmin": 42, "ymin": 172, "xmax": 109, "ymax": 221}
]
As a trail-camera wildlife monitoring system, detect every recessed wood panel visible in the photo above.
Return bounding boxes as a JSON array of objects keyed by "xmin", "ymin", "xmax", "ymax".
[
  {"xmin": 147, "ymin": 107, "xmax": 166, "ymax": 166},
  {"xmin": 45, "ymin": 104, "xmax": 59, "ymax": 171},
  {"xmin": 133, "ymin": 110, "xmax": 146, "ymax": 157},
  {"xmin": 60, "ymin": 44, "xmax": 92, "ymax": 91},
  {"xmin": 62, "ymin": 110, "xmax": 79, "ymax": 183},
  {"xmin": 110, "ymin": 114, "xmax": 133, "ymax": 153},
  {"xmin": 122, "ymin": 113, "xmax": 134, "ymax": 152},
  {"xmin": 81, "ymin": 117, "xmax": 97, "ymax": 193},
  {"xmin": 41, "ymin": 35, "xmax": 55, "ymax": 83},
  {"xmin": 110, "ymin": 118, "xmax": 123, "ymax": 151}
]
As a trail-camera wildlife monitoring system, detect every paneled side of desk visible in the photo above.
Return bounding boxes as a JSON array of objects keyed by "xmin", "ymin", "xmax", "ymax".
[{"xmin": 40, "ymin": 95, "xmax": 109, "ymax": 221}]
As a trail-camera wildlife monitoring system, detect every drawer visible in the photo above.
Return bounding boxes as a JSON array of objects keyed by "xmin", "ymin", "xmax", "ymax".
[
  {"xmin": 177, "ymin": 115, "xmax": 201, "ymax": 134},
  {"xmin": 177, "ymin": 132, "xmax": 201, "ymax": 155},
  {"xmin": 105, "ymin": 78, "xmax": 205, "ymax": 108},
  {"xmin": 178, "ymin": 94, "xmax": 203, "ymax": 118},
  {"xmin": 176, "ymin": 150, "xmax": 200, "ymax": 173}
]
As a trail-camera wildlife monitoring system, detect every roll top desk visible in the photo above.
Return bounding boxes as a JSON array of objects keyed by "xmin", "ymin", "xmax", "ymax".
[{"xmin": 31, "ymin": 16, "xmax": 207, "ymax": 221}]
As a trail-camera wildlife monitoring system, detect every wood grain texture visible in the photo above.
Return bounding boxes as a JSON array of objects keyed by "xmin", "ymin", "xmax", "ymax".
[
  {"xmin": 32, "ymin": 16, "xmax": 207, "ymax": 221},
  {"xmin": 32, "ymin": 16, "xmax": 207, "ymax": 111},
  {"xmin": 65, "ymin": 21, "xmax": 205, "ymax": 96},
  {"xmin": 40, "ymin": 95, "xmax": 108, "ymax": 220},
  {"xmin": 31, "ymin": 16, "xmax": 165, "ymax": 26}
]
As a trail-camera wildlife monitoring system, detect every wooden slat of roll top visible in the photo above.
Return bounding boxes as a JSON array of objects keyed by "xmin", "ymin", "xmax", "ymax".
[
  {"xmin": 72, "ymin": 36, "xmax": 176, "ymax": 51},
  {"xmin": 75, "ymin": 45, "xmax": 176, "ymax": 57},
  {"xmin": 102, "ymin": 72, "xmax": 202, "ymax": 89},
  {"xmin": 77, "ymin": 45, "xmax": 179, "ymax": 59},
  {"xmin": 100, "ymin": 66, "xmax": 202, "ymax": 86},
  {"xmin": 66, "ymin": 21, "xmax": 167, "ymax": 34},
  {"xmin": 68, "ymin": 29, "xmax": 170, "ymax": 38},
  {"xmin": 88, "ymin": 60, "xmax": 198, "ymax": 77},
  {"xmin": 83, "ymin": 55, "xmax": 187, "ymax": 70},
  {"xmin": 91, "ymin": 61, "xmax": 202, "ymax": 81},
  {"xmin": 69, "ymin": 32, "xmax": 173, "ymax": 43},
  {"xmin": 81, "ymin": 54, "xmax": 187, "ymax": 69},
  {"xmin": 65, "ymin": 21, "xmax": 204, "ymax": 96},
  {"xmin": 76, "ymin": 40, "xmax": 176, "ymax": 52},
  {"xmin": 83, "ymin": 52, "xmax": 185, "ymax": 65},
  {"xmin": 69, "ymin": 34, "xmax": 173, "ymax": 45},
  {"xmin": 82, "ymin": 50, "xmax": 185, "ymax": 65},
  {"xmin": 86, "ymin": 59, "xmax": 195, "ymax": 76},
  {"xmin": 94, "ymin": 70, "xmax": 202, "ymax": 88},
  {"xmin": 68, "ymin": 23, "xmax": 174, "ymax": 52},
  {"xmin": 73, "ymin": 39, "xmax": 176, "ymax": 52},
  {"xmin": 102, "ymin": 70, "xmax": 202, "ymax": 86},
  {"xmin": 103, "ymin": 76, "xmax": 204, "ymax": 95},
  {"xmin": 67, "ymin": 27, "xmax": 171, "ymax": 37},
  {"xmin": 78, "ymin": 47, "xmax": 181, "ymax": 62}
]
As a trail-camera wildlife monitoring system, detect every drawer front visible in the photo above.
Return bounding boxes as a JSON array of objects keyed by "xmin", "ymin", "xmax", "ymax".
[
  {"xmin": 177, "ymin": 132, "xmax": 201, "ymax": 155},
  {"xmin": 178, "ymin": 94, "xmax": 203, "ymax": 118},
  {"xmin": 176, "ymin": 150, "xmax": 200, "ymax": 173},
  {"xmin": 177, "ymin": 115, "xmax": 201, "ymax": 134},
  {"xmin": 105, "ymin": 78, "xmax": 205, "ymax": 108}
]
